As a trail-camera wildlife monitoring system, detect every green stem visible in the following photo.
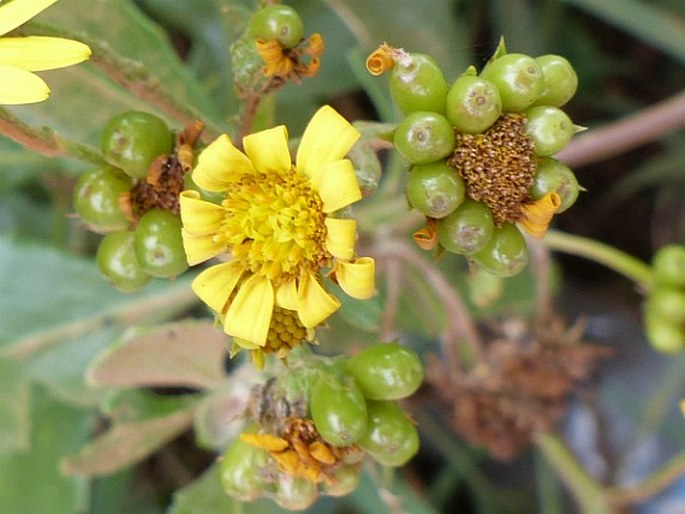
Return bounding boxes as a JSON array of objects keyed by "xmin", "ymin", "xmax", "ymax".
[
  {"xmin": 535, "ymin": 432, "xmax": 616, "ymax": 514},
  {"xmin": 607, "ymin": 448, "xmax": 685, "ymax": 508},
  {"xmin": 544, "ymin": 229, "xmax": 654, "ymax": 289}
]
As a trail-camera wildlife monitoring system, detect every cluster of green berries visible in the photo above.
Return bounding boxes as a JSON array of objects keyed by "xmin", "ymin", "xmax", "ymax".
[
  {"xmin": 72, "ymin": 111, "xmax": 190, "ymax": 292},
  {"xmin": 372, "ymin": 40, "xmax": 582, "ymax": 277},
  {"xmin": 220, "ymin": 343, "xmax": 424, "ymax": 509},
  {"xmin": 644, "ymin": 245, "xmax": 685, "ymax": 353}
]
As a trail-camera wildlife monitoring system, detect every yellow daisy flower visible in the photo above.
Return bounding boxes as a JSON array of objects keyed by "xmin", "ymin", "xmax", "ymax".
[
  {"xmin": 0, "ymin": 0, "xmax": 91, "ymax": 105},
  {"xmin": 180, "ymin": 105, "xmax": 375, "ymax": 359}
]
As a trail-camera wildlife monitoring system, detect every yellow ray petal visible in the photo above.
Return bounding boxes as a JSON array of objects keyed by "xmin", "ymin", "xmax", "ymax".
[
  {"xmin": 181, "ymin": 230, "xmax": 225, "ymax": 266},
  {"xmin": 193, "ymin": 134, "xmax": 254, "ymax": 192},
  {"xmin": 332, "ymin": 257, "xmax": 376, "ymax": 299},
  {"xmin": 0, "ymin": 64, "xmax": 48, "ymax": 104},
  {"xmin": 324, "ymin": 218, "xmax": 356, "ymax": 261},
  {"xmin": 243, "ymin": 125, "xmax": 292, "ymax": 174},
  {"xmin": 275, "ymin": 279, "xmax": 298, "ymax": 310},
  {"xmin": 0, "ymin": 36, "xmax": 91, "ymax": 71},
  {"xmin": 224, "ymin": 274, "xmax": 274, "ymax": 346},
  {"xmin": 316, "ymin": 159, "xmax": 361, "ymax": 213},
  {"xmin": 179, "ymin": 191, "xmax": 225, "ymax": 235},
  {"xmin": 192, "ymin": 262, "xmax": 244, "ymax": 313},
  {"xmin": 296, "ymin": 272, "xmax": 340, "ymax": 328},
  {"xmin": 0, "ymin": 0, "xmax": 59, "ymax": 36},
  {"xmin": 296, "ymin": 106, "xmax": 360, "ymax": 182}
]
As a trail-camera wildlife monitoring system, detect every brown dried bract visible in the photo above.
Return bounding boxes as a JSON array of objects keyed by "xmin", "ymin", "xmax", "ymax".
[
  {"xmin": 428, "ymin": 315, "xmax": 611, "ymax": 460},
  {"xmin": 123, "ymin": 120, "xmax": 205, "ymax": 222},
  {"xmin": 448, "ymin": 114, "xmax": 536, "ymax": 226}
]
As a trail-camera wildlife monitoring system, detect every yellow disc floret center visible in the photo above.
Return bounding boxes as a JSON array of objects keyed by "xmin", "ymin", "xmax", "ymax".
[{"xmin": 219, "ymin": 169, "xmax": 331, "ymax": 285}]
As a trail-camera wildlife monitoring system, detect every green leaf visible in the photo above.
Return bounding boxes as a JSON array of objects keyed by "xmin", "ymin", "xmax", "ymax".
[
  {"xmin": 62, "ymin": 400, "xmax": 197, "ymax": 476},
  {"xmin": 8, "ymin": 0, "xmax": 227, "ymax": 152},
  {"xmin": 102, "ymin": 389, "xmax": 201, "ymax": 424},
  {"xmin": 561, "ymin": 0, "xmax": 685, "ymax": 64},
  {"xmin": 0, "ymin": 236, "xmax": 196, "ymax": 351},
  {"xmin": 88, "ymin": 321, "xmax": 229, "ymax": 390},
  {"xmin": 0, "ymin": 386, "xmax": 93, "ymax": 514}
]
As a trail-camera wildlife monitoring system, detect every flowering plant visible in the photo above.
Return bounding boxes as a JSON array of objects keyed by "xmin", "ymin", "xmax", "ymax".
[{"xmin": 1, "ymin": 1, "xmax": 684, "ymax": 513}]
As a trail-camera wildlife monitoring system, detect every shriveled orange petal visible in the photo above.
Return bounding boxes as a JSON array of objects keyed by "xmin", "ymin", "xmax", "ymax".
[{"xmin": 240, "ymin": 432, "xmax": 289, "ymax": 452}]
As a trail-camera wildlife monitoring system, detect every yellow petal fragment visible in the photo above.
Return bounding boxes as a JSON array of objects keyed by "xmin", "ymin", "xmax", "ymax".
[
  {"xmin": 296, "ymin": 272, "xmax": 340, "ymax": 328},
  {"xmin": 316, "ymin": 159, "xmax": 361, "ymax": 213},
  {"xmin": 0, "ymin": 36, "xmax": 91, "ymax": 71},
  {"xmin": 333, "ymin": 257, "xmax": 376, "ymax": 300},
  {"xmin": 275, "ymin": 279, "xmax": 298, "ymax": 310},
  {"xmin": 324, "ymin": 218, "xmax": 356, "ymax": 261},
  {"xmin": 0, "ymin": 64, "xmax": 48, "ymax": 104},
  {"xmin": 309, "ymin": 441, "xmax": 336, "ymax": 464},
  {"xmin": 296, "ymin": 105, "xmax": 360, "ymax": 182},
  {"xmin": 519, "ymin": 192, "xmax": 562, "ymax": 239},
  {"xmin": 181, "ymin": 230, "xmax": 225, "ymax": 266},
  {"xmin": 0, "ymin": 0, "xmax": 59, "ymax": 37},
  {"xmin": 191, "ymin": 262, "xmax": 243, "ymax": 313},
  {"xmin": 243, "ymin": 125, "xmax": 292, "ymax": 173},
  {"xmin": 179, "ymin": 191, "xmax": 225, "ymax": 235},
  {"xmin": 193, "ymin": 134, "xmax": 254, "ymax": 192},
  {"xmin": 224, "ymin": 274, "xmax": 274, "ymax": 346},
  {"xmin": 240, "ymin": 432, "xmax": 289, "ymax": 452}
]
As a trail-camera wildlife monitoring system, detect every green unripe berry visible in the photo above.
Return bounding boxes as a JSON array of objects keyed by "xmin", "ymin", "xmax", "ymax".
[
  {"xmin": 247, "ymin": 4, "xmax": 305, "ymax": 49},
  {"xmin": 73, "ymin": 166, "xmax": 132, "ymax": 233},
  {"xmin": 647, "ymin": 286, "xmax": 685, "ymax": 326},
  {"xmin": 134, "ymin": 209, "xmax": 188, "ymax": 278},
  {"xmin": 472, "ymin": 222, "xmax": 528, "ymax": 277},
  {"xmin": 480, "ymin": 53, "xmax": 544, "ymax": 112},
  {"xmin": 96, "ymin": 231, "xmax": 151, "ymax": 292},
  {"xmin": 394, "ymin": 111, "xmax": 455, "ymax": 165},
  {"xmin": 533, "ymin": 55, "xmax": 578, "ymax": 107},
  {"xmin": 644, "ymin": 307, "xmax": 685, "ymax": 354},
  {"xmin": 220, "ymin": 436, "xmax": 269, "ymax": 502},
  {"xmin": 531, "ymin": 158, "xmax": 580, "ymax": 213},
  {"xmin": 345, "ymin": 343, "xmax": 424, "ymax": 401},
  {"xmin": 437, "ymin": 199, "xmax": 494, "ymax": 255},
  {"xmin": 406, "ymin": 161, "xmax": 465, "ymax": 218},
  {"xmin": 358, "ymin": 401, "xmax": 419, "ymax": 467},
  {"xmin": 320, "ymin": 463, "xmax": 361, "ymax": 497},
  {"xmin": 445, "ymin": 75, "xmax": 502, "ymax": 133},
  {"xmin": 389, "ymin": 53, "xmax": 448, "ymax": 115},
  {"xmin": 275, "ymin": 475, "xmax": 318, "ymax": 511},
  {"xmin": 102, "ymin": 111, "xmax": 173, "ymax": 179},
  {"xmin": 652, "ymin": 245, "xmax": 685, "ymax": 287},
  {"xmin": 525, "ymin": 106, "xmax": 575, "ymax": 156},
  {"xmin": 310, "ymin": 375, "xmax": 367, "ymax": 447}
]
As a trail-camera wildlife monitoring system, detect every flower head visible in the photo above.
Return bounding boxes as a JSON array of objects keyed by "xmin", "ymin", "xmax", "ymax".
[
  {"xmin": 180, "ymin": 106, "xmax": 375, "ymax": 363},
  {"xmin": 0, "ymin": 0, "xmax": 92, "ymax": 105}
]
